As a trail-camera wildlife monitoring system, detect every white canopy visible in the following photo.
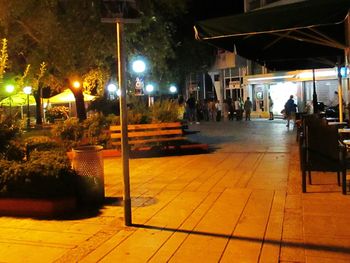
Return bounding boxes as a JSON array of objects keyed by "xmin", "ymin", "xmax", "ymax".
[{"xmin": 45, "ymin": 89, "xmax": 96, "ymax": 104}]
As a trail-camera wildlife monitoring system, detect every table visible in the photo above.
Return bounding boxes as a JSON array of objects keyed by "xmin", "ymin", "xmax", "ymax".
[
  {"xmin": 327, "ymin": 122, "xmax": 347, "ymax": 126},
  {"xmin": 338, "ymin": 128, "xmax": 350, "ymax": 133}
]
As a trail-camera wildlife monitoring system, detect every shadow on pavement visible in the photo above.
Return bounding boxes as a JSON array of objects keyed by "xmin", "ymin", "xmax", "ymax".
[{"xmin": 133, "ymin": 224, "xmax": 350, "ymax": 254}]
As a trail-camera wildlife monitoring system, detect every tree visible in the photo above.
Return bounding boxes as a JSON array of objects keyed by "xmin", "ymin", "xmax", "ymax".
[
  {"xmin": 0, "ymin": 0, "xmax": 114, "ymax": 121},
  {"xmin": 0, "ymin": 0, "xmax": 214, "ymax": 121}
]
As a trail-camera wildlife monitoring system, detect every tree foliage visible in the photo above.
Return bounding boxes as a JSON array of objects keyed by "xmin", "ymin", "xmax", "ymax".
[{"xmin": 0, "ymin": 0, "xmax": 214, "ymax": 118}]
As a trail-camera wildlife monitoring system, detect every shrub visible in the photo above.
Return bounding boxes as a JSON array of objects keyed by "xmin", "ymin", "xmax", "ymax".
[
  {"xmin": 82, "ymin": 112, "xmax": 110, "ymax": 146},
  {"xmin": 51, "ymin": 117, "xmax": 84, "ymax": 150},
  {"xmin": 4, "ymin": 140, "xmax": 26, "ymax": 161},
  {"xmin": 150, "ymin": 100, "xmax": 180, "ymax": 123},
  {"xmin": 0, "ymin": 150, "xmax": 78, "ymax": 198},
  {"xmin": 45, "ymin": 106, "xmax": 69, "ymax": 123},
  {"xmin": 0, "ymin": 114, "xmax": 21, "ymax": 155},
  {"xmin": 24, "ymin": 136, "xmax": 61, "ymax": 159},
  {"xmin": 88, "ymin": 97, "xmax": 120, "ymax": 115}
]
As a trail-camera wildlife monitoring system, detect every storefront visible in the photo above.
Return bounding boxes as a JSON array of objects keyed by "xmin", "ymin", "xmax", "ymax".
[{"xmin": 245, "ymin": 68, "xmax": 349, "ymax": 116}]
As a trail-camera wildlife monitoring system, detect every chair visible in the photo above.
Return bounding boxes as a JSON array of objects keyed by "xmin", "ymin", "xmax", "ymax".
[{"xmin": 299, "ymin": 115, "xmax": 347, "ymax": 194}]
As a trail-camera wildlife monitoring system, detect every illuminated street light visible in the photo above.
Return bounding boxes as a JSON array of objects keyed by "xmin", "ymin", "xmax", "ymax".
[
  {"xmin": 145, "ymin": 84, "xmax": 154, "ymax": 107},
  {"xmin": 132, "ymin": 59, "xmax": 146, "ymax": 73},
  {"xmin": 73, "ymin": 81, "xmax": 81, "ymax": 89},
  {"xmin": 169, "ymin": 85, "xmax": 177, "ymax": 93},
  {"xmin": 6, "ymin": 84, "xmax": 14, "ymax": 93},
  {"xmin": 107, "ymin": 83, "xmax": 117, "ymax": 93},
  {"xmin": 23, "ymin": 86, "xmax": 32, "ymax": 129},
  {"xmin": 145, "ymin": 84, "xmax": 154, "ymax": 93},
  {"xmin": 107, "ymin": 83, "xmax": 118, "ymax": 100}
]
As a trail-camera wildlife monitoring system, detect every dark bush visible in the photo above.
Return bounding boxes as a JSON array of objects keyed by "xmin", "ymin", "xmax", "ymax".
[
  {"xmin": 0, "ymin": 150, "xmax": 78, "ymax": 199},
  {"xmin": 25, "ymin": 136, "xmax": 60, "ymax": 158}
]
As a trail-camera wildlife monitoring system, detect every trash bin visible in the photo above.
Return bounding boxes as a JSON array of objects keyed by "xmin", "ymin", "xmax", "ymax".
[{"xmin": 72, "ymin": 145, "xmax": 104, "ymax": 205}]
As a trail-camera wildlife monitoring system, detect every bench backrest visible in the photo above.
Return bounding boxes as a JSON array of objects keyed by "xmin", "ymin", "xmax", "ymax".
[{"xmin": 109, "ymin": 122, "xmax": 185, "ymax": 146}]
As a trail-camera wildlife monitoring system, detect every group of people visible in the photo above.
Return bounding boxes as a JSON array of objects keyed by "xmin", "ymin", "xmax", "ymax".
[
  {"xmin": 180, "ymin": 94, "xmax": 299, "ymax": 127},
  {"xmin": 180, "ymin": 95, "xmax": 254, "ymax": 123}
]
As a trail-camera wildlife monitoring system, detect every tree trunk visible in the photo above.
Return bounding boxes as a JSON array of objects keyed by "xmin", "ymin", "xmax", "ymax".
[
  {"xmin": 34, "ymin": 86, "xmax": 43, "ymax": 125},
  {"xmin": 72, "ymin": 89, "xmax": 87, "ymax": 121}
]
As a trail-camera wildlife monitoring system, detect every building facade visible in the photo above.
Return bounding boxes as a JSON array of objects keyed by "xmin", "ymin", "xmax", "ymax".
[{"xmin": 186, "ymin": 0, "xmax": 348, "ymax": 118}]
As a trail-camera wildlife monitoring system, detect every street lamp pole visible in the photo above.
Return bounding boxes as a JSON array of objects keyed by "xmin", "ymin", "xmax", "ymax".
[
  {"xmin": 116, "ymin": 21, "xmax": 132, "ymax": 226},
  {"xmin": 23, "ymin": 86, "xmax": 32, "ymax": 129},
  {"xmin": 101, "ymin": 0, "xmax": 140, "ymax": 227}
]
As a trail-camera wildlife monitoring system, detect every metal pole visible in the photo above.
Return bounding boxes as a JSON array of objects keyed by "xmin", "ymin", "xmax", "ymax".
[
  {"xmin": 337, "ymin": 65, "xmax": 344, "ymax": 122},
  {"xmin": 116, "ymin": 22, "xmax": 132, "ymax": 226},
  {"xmin": 27, "ymin": 94, "xmax": 30, "ymax": 129},
  {"xmin": 312, "ymin": 69, "xmax": 318, "ymax": 114}
]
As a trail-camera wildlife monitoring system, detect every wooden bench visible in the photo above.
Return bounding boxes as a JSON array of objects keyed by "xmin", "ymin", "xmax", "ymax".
[{"xmin": 109, "ymin": 122, "xmax": 187, "ymax": 149}]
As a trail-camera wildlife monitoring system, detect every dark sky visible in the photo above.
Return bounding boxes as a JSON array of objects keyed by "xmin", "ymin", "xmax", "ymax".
[{"xmin": 191, "ymin": 0, "xmax": 244, "ymax": 20}]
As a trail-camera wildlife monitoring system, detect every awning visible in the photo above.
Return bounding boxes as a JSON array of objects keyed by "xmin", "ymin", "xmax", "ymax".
[
  {"xmin": 0, "ymin": 92, "xmax": 36, "ymax": 107},
  {"xmin": 45, "ymin": 89, "xmax": 96, "ymax": 104},
  {"xmin": 194, "ymin": 0, "xmax": 350, "ymax": 70}
]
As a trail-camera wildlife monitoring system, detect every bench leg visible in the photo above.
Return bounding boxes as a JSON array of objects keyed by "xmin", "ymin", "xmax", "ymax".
[
  {"xmin": 302, "ymin": 170, "xmax": 307, "ymax": 193},
  {"xmin": 308, "ymin": 171, "xmax": 312, "ymax": 185},
  {"xmin": 337, "ymin": 172, "xmax": 341, "ymax": 186}
]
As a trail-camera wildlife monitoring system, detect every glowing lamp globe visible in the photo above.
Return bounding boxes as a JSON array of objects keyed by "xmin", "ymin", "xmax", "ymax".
[
  {"xmin": 6, "ymin": 85, "xmax": 15, "ymax": 93},
  {"xmin": 132, "ymin": 59, "xmax": 146, "ymax": 73},
  {"xmin": 145, "ymin": 84, "xmax": 154, "ymax": 93},
  {"xmin": 73, "ymin": 81, "xmax": 81, "ymax": 89},
  {"xmin": 108, "ymin": 83, "xmax": 117, "ymax": 93},
  {"xmin": 169, "ymin": 85, "xmax": 177, "ymax": 93},
  {"xmin": 23, "ymin": 86, "xmax": 32, "ymax": 95}
]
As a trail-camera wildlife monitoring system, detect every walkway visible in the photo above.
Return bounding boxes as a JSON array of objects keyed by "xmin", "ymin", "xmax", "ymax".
[{"xmin": 1, "ymin": 119, "xmax": 350, "ymax": 262}]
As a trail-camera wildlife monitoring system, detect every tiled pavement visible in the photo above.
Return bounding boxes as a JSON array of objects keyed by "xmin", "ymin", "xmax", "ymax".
[{"xmin": 1, "ymin": 119, "xmax": 350, "ymax": 262}]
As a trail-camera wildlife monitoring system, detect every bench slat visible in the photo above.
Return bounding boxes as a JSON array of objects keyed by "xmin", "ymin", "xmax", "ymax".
[
  {"xmin": 111, "ymin": 136, "xmax": 186, "ymax": 146},
  {"xmin": 109, "ymin": 122, "xmax": 186, "ymax": 147},
  {"xmin": 110, "ymin": 122, "xmax": 182, "ymax": 131},
  {"xmin": 110, "ymin": 129, "xmax": 183, "ymax": 139}
]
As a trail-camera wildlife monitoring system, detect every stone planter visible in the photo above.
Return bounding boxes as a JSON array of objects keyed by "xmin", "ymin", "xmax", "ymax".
[{"xmin": 0, "ymin": 197, "xmax": 76, "ymax": 218}]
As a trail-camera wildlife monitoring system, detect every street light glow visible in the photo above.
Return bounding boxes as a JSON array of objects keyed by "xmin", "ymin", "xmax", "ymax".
[
  {"xmin": 23, "ymin": 86, "xmax": 32, "ymax": 95},
  {"xmin": 132, "ymin": 59, "xmax": 146, "ymax": 73},
  {"xmin": 107, "ymin": 83, "xmax": 117, "ymax": 93},
  {"xmin": 5, "ymin": 85, "xmax": 14, "ymax": 93},
  {"xmin": 145, "ymin": 84, "xmax": 154, "ymax": 93},
  {"xmin": 73, "ymin": 81, "xmax": 81, "ymax": 89},
  {"xmin": 169, "ymin": 85, "xmax": 177, "ymax": 93}
]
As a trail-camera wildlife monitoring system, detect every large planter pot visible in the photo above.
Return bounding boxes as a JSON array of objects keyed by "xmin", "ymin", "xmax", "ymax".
[{"xmin": 0, "ymin": 197, "xmax": 76, "ymax": 218}]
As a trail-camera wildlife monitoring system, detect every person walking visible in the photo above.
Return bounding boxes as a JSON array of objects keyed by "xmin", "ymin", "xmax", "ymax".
[
  {"xmin": 215, "ymin": 100, "xmax": 222, "ymax": 122},
  {"xmin": 244, "ymin": 97, "xmax": 253, "ymax": 121},
  {"xmin": 269, "ymin": 95, "xmax": 274, "ymax": 120},
  {"xmin": 228, "ymin": 99, "xmax": 234, "ymax": 121},
  {"xmin": 208, "ymin": 99, "xmax": 216, "ymax": 121},
  {"xmin": 186, "ymin": 95, "xmax": 196, "ymax": 124},
  {"xmin": 284, "ymin": 95, "xmax": 298, "ymax": 127}
]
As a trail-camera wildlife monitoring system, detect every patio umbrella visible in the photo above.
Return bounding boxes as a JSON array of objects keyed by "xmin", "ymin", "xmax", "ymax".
[
  {"xmin": 0, "ymin": 92, "xmax": 36, "ymax": 106},
  {"xmin": 45, "ymin": 89, "xmax": 96, "ymax": 104}
]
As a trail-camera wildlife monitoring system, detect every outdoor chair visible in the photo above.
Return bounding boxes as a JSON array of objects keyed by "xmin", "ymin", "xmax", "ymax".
[{"xmin": 299, "ymin": 115, "xmax": 348, "ymax": 194}]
